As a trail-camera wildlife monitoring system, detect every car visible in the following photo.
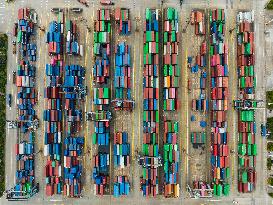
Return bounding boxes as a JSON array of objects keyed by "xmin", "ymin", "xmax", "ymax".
[
  {"xmin": 71, "ymin": 8, "xmax": 83, "ymax": 13},
  {"xmin": 12, "ymin": 41, "xmax": 16, "ymax": 54},
  {"xmin": 51, "ymin": 8, "xmax": 63, "ymax": 13},
  {"xmin": 7, "ymin": 94, "xmax": 12, "ymax": 107}
]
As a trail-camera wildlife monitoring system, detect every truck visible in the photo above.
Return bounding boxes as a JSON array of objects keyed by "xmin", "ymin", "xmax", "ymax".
[
  {"xmin": 12, "ymin": 41, "xmax": 16, "ymax": 54},
  {"xmin": 261, "ymin": 124, "xmax": 267, "ymax": 137},
  {"xmin": 100, "ymin": 0, "xmax": 114, "ymax": 5}
]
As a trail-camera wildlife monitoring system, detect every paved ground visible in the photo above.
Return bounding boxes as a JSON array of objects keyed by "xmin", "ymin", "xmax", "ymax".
[{"xmin": 0, "ymin": 0, "xmax": 271, "ymax": 204}]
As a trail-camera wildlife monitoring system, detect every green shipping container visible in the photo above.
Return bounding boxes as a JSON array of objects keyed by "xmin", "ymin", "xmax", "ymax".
[
  {"xmin": 241, "ymin": 171, "xmax": 247, "ymax": 183},
  {"xmin": 248, "ymin": 65, "xmax": 254, "ymax": 76},
  {"xmin": 252, "ymin": 144, "xmax": 257, "ymax": 156},
  {"xmin": 164, "ymin": 32, "xmax": 168, "ymax": 43},
  {"xmin": 103, "ymin": 88, "xmax": 109, "ymax": 98},
  {"xmin": 238, "ymin": 143, "xmax": 246, "ymax": 155},
  {"xmin": 217, "ymin": 184, "xmax": 222, "ymax": 196},
  {"xmin": 145, "ymin": 8, "xmax": 150, "ymax": 20},
  {"xmin": 155, "ymin": 111, "xmax": 159, "ymax": 122},
  {"xmin": 143, "ymin": 168, "xmax": 147, "ymax": 179},
  {"xmin": 238, "ymin": 156, "xmax": 244, "ymax": 166},
  {"xmin": 92, "ymin": 133, "xmax": 96, "ymax": 144},
  {"xmin": 223, "ymin": 183, "xmax": 230, "ymax": 196},
  {"xmin": 226, "ymin": 167, "xmax": 230, "ymax": 178},
  {"xmin": 245, "ymin": 43, "xmax": 251, "ymax": 55},
  {"xmin": 213, "ymin": 184, "xmax": 217, "ymax": 195}
]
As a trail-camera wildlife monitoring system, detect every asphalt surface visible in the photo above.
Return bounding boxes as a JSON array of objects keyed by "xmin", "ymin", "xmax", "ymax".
[{"xmin": 0, "ymin": 0, "xmax": 271, "ymax": 205}]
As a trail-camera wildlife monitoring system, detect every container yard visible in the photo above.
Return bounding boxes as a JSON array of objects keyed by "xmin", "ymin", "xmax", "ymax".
[{"xmin": 3, "ymin": 1, "xmax": 268, "ymax": 205}]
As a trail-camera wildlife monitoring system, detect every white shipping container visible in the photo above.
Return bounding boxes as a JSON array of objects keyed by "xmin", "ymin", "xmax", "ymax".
[
  {"xmin": 120, "ymin": 156, "xmax": 125, "ymax": 168},
  {"xmin": 58, "ymin": 132, "xmax": 62, "ymax": 143},
  {"xmin": 61, "ymin": 23, "xmax": 64, "ymax": 34},
  {"xmin": 80, "ymin": 45, "xmax": 83, "ymax": 56},
  {"xmin": 149, "ymin": 42, "xmax": 152, "ymax": 53},
  {"xmin": 175, "ymin": 21, "xmax": 179, "ymax": 33},
  {"xmin": 94, "ymin": 184, "xmax": 97, "ymax": 195},
  {"xmin": 44, "ymin": 144, "xmax": 49, "ymax": 156},
  {"xmin": 199, "ymin": 22, "xmax": 203, "ymax": 34},
  {"xmin": 64, "ymin": 156, "xmax": 67, "ymax": 168},
  {"xmin": 173, "ymin": 144, "xmax": 178, "ymax": 151},
  {"xmin": 107, "ymin": 154, "xmax": 110, "ymax": 165},
  {"xmin": 156, "ymin": 9, "xmax": 159, "ymax": 20},
  {"xmin": 164, "ymin": 89, "xmax": 169, "ymax": 99},
  {"xmin": 164, "ymin": 45, "xmax": 167, "ymax": 55},
  {"xmin": 165, "ymin": 21, "xmax": 169, "ymax": 32},
  {"xmin": 67, "ymin": 31, "xmax": 71, "ymax": 42},
  {"xmin": 58, "ymin": 165, "xmax": 62, "ymax": 176},
  {"xmin": 19, "ymin": 143, "xmax": 24, "ymax": 154},
  {"xmin": 218, "ymin": 127, "xmax": 226, "ymax": 133}
]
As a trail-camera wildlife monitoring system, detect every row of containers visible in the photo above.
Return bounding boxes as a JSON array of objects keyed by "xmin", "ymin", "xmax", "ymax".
[
  {"xmin": 8, "ymin": 8, "xmax": 39, "ymax": 200},
  {"xmin": 44, "ymin": 13, "xmax": 64, "ymax": 196},
  {"xmin": 189, "ymin": 8, "xmax": 208, "ymax": 150},
  {"xmin": 112, "ymin": 8, "xmax": 133, "ymax": 197},
  {"xmin": 63, "ymin": 64, "xmax": 85, "ymax": 197},
  {"xmin": 235, "ymin": 11, "xmax": 257, "ymax": 193},
  {"xmin": 113, "ymin": 132, "xmax": 130, "ymax": 197},
  {"xmin": 16, "ymin": 8, "xmax": 37, "ymax": 62},
  {"xmin": 114, "ymin": 8, "xmax": 131, "ymax": 35},
  {"xmin": 112, "ymin": 42, "xmax": 134, "ymax": 111},
  {"xmin": 92, "ymin": 8, "xmax": 112, "ymax": 196},
  {"xmin": 209, "ymin": 9, "xmax": 230, "ymax": 197},
  {"xmin": 163, "ymin": 119, "xmax": 180, "ymax": 197},
  {"xmin": 162, "ymin": 8, "xmax": 179, "ymax": 111},
  {"xmin": 141, "ymin": 8, "xmax": 160, "ymax": 197},
  {"xmin": 65, "ymin": 20, "xmax": 83, "ymax": 56}
]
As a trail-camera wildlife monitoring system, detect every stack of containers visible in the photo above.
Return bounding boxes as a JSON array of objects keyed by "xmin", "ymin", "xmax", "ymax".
[
  {"xmin": 13, "ymin": 132, "xmax": 35, "ymax": 197},
  {"xmin": 17, "ymin": 8, "xmax": 34, "ymax": 46},
  {"xmin": 113, "ymin": 176, "xmax": 130, "ymax": 197},
  {"xmin": 46, "ymin": 19, "xmax": 64, "ymax": 55},
  {"xmin": 236, "ymin": 11, "xmax": 257, "ymax": 193},
  {"xmin": 12, "ymin": 8, "xmax": 39, "ymax": 198},
  {"xmin": 191, "ymin": 132, "xmax": 206, "ymax": 145},
  {"xmin": 190, "ymin": 10, "xmax": 206, "ymax": 35},
  {"xmin": 93, "ymin": 9, "xmax": 111, "ymax": 84},
  {"xmin": 163, "ymin": 8, "xmax": 179, "ymax": 111},
  {"xmin": 65, "ymin": 20, "xmax": 83, "ymax": 56},
  {"xmin": 209, "ymin": 9, "xmax": 230, "ymax": 197},
  {"xmin": 44, "ymin": 16, "xmax": 64, "ymax": 196},
  {"xmin": 63, "ymin": 65, "xmax": 85, "ymax": 197},
  {"xmin": 113, "ymin": 132, "xmax": 131, "ymax": 197},
  {"xmin": 113, "ymin": 42, "xmax": 134, "ymax": 111},
  {"xmin": 16, "ymin": 60, "xmax": 37, "ymax": 133},
  {"xmin": 163, "ymin": 120, "xmax": 180, "ymax": 198},
  {"xmin": 141, "ymin": 8, "xmax": 160, "ymax": 197},
  {"xmin": 114, "ymin": 8, "xmax": 131, "ymax": 35},
  {"xmin": 92, "ymin": 9, "xmax": 111, "ymax": 196},
  {"xmin": 113, "ymin": 132, "xmax": 130, "ymax": 168}
]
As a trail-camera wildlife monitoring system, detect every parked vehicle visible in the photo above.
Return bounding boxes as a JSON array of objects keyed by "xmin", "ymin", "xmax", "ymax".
[
  {"xmin": 70, "ymin": 8, "xmax": 83, "ymax": 13},
  {"xmin": 100, "ymin": 0, "xmax": 114, "ymax": 5},
  {"xmin": 51, "ymin": 8, "xmax": 62, "ymax": 13},
  {"xmin": 12, "ymin": 41, "xmax": 16, "ymax": 54}
]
